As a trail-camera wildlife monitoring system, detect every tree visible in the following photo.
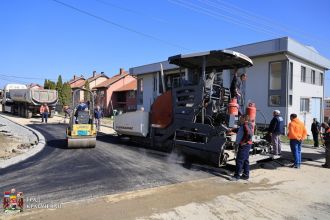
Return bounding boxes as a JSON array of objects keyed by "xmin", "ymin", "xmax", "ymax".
[
  {"xmin": 44, "ymin": 79, "xmax": 56, "ymax": 90},
  {"xmin": 84, "ymin": 80, "xmax": 91, "ymax": 102},
  {"xmin": 62, "ymin": 83, "xmax": 72, "ymax": 106},
  {"xmin": 56, "ymin": 75, "xmax": 63, "ymax": 105},
  {"xmin": 44, "ymin": 79, "xmax": 48, "ymax": 89}
]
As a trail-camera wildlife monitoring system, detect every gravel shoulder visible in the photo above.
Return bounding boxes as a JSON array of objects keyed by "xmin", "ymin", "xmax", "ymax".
[{"xmin": 0, "ymin": 115, "xmax": 38, "ymax": 162}]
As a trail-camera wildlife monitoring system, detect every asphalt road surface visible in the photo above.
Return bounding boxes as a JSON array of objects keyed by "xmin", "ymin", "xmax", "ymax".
[{"xmin": 0, "ymin": 123, "xmax": 217, "ymax": 204}]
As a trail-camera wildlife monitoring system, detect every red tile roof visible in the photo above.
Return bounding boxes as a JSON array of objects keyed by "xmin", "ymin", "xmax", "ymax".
[
  {"xmin": 94, "ymin": 72, "xmax": 129, "ymax": 89},
  {"xmin": 68, "ymin": 76, "xmax": 85, "ymax": 84},
  {"xmin": 113, "ymin": 80, "xmax": 137, "ymax": 92},
  {"xmin": 87, "ymin": 73, "xmax": 109, "ymax": 82},
  {"xmin": 70, "ymin": 80, "xmax": 86, "ymax": 88}
]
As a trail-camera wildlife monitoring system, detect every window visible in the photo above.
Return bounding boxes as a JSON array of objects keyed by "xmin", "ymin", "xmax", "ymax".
[
  {"xmin": 270, "ymin": 62, "xmax": 282, "ymax": 90},
  {"xmin": 137, "ymin": 78, "xmax": 143, "ymax": 105},
  {"xmin": 289, "ymin": 62, "xmax": 293, "ymax": 90},
  {"xmin": 301, "ymin": 66, "xmax": 306, "ymax": 82},
  {"xmin": 153, "ymin": 75, "xmax": 157, "ymax": 92},
  {"xmin": 311, "ymin": 70, "xmax": 315, "ymax": 84},
  {"xmin": 128, "ymin": 91, "xmax": 135, "ymax": 98},
  {"xmin": 289, "ymin": 95, "xmax": 292, "ymax": 106},
  {"xmin": 269, "ymin": 95, "xmax": 281, "ymax": 106},
  {"xmin": 320, "ymin": 72, "xmax": 324, "ymax": 86},
  {"xmin": 300, "ymin": 98, "xmax": 310, "ymax": 112}
]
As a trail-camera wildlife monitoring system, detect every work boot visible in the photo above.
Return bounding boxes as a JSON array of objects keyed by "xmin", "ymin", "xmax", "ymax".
[
  {"xmin": 229, "ymin": 175, "xmax": 240, "ymax": 181},
  {"xmin": 322, "ymin": 164, "xmax": 329, "ymax": 168}
]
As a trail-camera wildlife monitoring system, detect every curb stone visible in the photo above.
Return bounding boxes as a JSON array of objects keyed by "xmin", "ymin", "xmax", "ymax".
[{"xmin": 0, "ymin": 114, "xmax": 46, "ymax": 169}]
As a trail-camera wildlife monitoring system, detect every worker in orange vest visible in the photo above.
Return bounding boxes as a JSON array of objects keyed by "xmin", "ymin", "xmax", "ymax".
[
  {"xmin": 287, "ymin": 113, "xmax": 307, "ymax": 169},
  {"xmin": 40, "ymin": 103, "xmax": 49, "ymax": 123},
  {"xmin": 321, "ymin": 123, "xmax": 330, "ymax": 168}
]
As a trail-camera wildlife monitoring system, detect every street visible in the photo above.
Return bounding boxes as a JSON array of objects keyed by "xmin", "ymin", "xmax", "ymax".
[
  {"xmin": 0, "ymin": 117, "xmax": 213, "ymax": 204},
  {"xmin": 1, "ymin": 114, "xmax": 330, "ymax": 220}
]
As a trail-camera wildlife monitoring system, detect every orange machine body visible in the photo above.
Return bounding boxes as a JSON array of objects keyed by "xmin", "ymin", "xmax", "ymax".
[{"xmin": 151, "ymin": 91, "xmax": 173, "ymax": 129}]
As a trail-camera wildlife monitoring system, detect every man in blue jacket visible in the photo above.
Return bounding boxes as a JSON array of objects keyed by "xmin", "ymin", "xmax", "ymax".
[
  {"xmin": 94, "ymin": 106, "xmax": 103, "ymax": 131},
  {"xmin": 268, "ymin": 110, "xmax": 284, "ymax": 155}
]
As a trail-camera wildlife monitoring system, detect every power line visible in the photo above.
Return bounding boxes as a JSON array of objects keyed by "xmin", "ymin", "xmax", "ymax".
[
  {"xmin": 169, "ymin": 0, "xmax": 330, "ymax": 50},
  {"xmin": 168, "ymin": 0, "xmax": 282, "ymax": 38},
  {"xmin": 95, "ymin": 0, "xmax": 167, "ymax": 24},
  {"xmin": 51, "ymin": 0, "xmax": 190, "ymax": 51},
  {"xmin": 0, "ymin": 73, "xmax": 53, "ymax": 81},
  {"xmin": 213, "ymin": 0, "xmax": 330, "ymax": 48}
]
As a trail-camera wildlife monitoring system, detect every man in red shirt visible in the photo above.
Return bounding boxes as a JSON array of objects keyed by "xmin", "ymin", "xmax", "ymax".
[{"xmin": 40, "ymin": 103, "xmax": 49, "ymax": 123}]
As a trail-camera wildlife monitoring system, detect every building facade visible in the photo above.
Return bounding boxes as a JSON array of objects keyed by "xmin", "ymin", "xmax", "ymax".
[
  {"xmin": 130, "ymin": 37, "xmax": 330, "ymax": 135},
  {"xmin": 324, "ymin": 98, "xmax": 330, "ymax": 123},
  {"xmin": 93, "ymin": 68, "xmax": 137, "ymax": 115}
]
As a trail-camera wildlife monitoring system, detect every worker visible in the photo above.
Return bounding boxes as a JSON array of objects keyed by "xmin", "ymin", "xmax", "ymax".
[
  {"xmin": 320, "ymin": 123, "xmax": 330, "ymax": 168},
  {"xmin": 231, "ymin": 114, "xmax": 253, "ymax": 181},
  {"xmin": 311, "ymin": 118, "xmax": 320, "ymax": 147},
  {"xmin": 268, "ymin": 110, "xmax": 284, "ymax": 155},
  {"xmin": 287, "ymin": 113, "xmax": 307, "ymax": 169},
  {"xmin": 230, "ymin": 69, "xmax": 247, "ymax": 114},
  {"xmin": 94, "ymin": 106, "xmax": 103, "ymax": 131},
  {"xmin": 77, "ymin": 100, "xmax": 88, "ymax": 111},
  {"xmin": 75, "ymin": 100, "xmax": 88, "ymax": 124},
  {"xmin": 39, "ymin": 103, "xmax": 49, "ymax": 123},
  {"xmin": 63, "ymin": 105, "xmax": 72, "ymax": 123}
]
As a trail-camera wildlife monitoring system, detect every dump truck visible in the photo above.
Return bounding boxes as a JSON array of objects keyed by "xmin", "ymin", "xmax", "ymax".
[
  {"xmin": 2, "ymin": 84, "xmax": 58, "ymax": 118},
  {"xmin": 114, "ymin": 50, "xmax": 272, "ymax": 167}
]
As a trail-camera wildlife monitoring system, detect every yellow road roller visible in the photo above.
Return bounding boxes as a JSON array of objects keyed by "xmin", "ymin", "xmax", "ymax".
[{"xmin": 66, "ymin": 88, "xmax": 96, "ymax": 148}]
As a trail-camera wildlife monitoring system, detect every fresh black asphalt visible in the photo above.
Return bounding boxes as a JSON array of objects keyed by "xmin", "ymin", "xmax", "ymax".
[{"xmin": 0, "ymin": 123, "xmax": 216, "ymax": 204}]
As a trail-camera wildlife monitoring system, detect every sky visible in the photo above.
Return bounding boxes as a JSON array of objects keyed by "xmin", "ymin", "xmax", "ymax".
[{"xmin": 1, "ymin": 0, "xmax": 330, "ymax": 95}]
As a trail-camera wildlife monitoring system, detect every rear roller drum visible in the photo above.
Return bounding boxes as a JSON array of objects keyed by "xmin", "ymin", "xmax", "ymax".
[{"xmin": 67, "ymin": 138, "xmax": 96, "ymax": 148}]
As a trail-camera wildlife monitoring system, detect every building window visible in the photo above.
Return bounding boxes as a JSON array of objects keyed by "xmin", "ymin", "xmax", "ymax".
[
  {"xmin": 320, "ymin": 72, "xmax": 324, "ymax": 86},
  {"xmin": 289, "ymin": 62, "xmax": 293, "ymax": 90},
  {"xmin": 270, "ymin": 62, "xmax": 281, "ymax": 90},
  {"xmin": 153, "ymin": 75, "xmax": 157, "ymax": 92},
  {"xmin": 128, "ymin": 91, "xmax": 135, "ymax": 98},
  {"xmin": 289, "ymin": 95, "xmax": 292, "ymax": 106},
  {"xmin": 301, "ymin": 66, "xmax": 306, "ymax": 82},
  {"xmin": 311, "ymin": 70, "xmax": 315, "ymax": 84},
  {"xmin": 269, "ymin": 95, "xmax": 281, "ymax": 106},
  {"xmin": 300, "ymin": 98, "xmax": 310, "ymax": 112},
  {"xmin": 137, "ymin": 78, "xmax": 143, "ymax": 105}
]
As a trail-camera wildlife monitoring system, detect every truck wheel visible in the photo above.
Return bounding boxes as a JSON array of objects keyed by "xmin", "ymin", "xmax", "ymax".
[
  {"xmin": 18, "ymin": 105, "xmax": 22, "ymax": 117},
  {"xmin": 27, "ymin": 110, "xmax": 32, "ymax": 119}
]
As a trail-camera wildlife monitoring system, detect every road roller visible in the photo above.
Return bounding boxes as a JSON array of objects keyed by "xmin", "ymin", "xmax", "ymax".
[{"xmin": 66, "ymin": 88, "xmax": 96, "ymax": 148}]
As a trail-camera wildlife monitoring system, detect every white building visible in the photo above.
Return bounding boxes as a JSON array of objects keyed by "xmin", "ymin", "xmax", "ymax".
[{"xmin": 130, "ymin": 37, "xmax": 330, "ymax": 135}]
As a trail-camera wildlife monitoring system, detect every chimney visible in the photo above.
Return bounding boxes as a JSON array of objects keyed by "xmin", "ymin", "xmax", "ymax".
[
  {"xmin": 73, "ymin": 75, "xmax": 76, "ymax": 80},
  {"xmin": 93, "ymin": 71, "xmax": 97, "ymax": 77},
  {"xmin": 101, "ymin": 72, "xmax": 104, "ymax": 75},
  {"xmin": 120, "ymin": 68, "xmax": 125, "ymax": 75}
]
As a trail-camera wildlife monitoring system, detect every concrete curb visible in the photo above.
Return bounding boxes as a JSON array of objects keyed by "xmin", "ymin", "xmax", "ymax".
[{"xmin": 0, "ymin": 114, "xmax": 46, "ymax": 169}]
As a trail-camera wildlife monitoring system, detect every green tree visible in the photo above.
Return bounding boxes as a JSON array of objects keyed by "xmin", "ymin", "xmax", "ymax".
[
  {"xmin": 56, "ymin": 75, "xmax": 63, "ymax": 105},
  {"xmin": 44, "ymin": 79, "xmax": 56, "ymax": 89},
  {"xmin": 62, "ymin": 83, "xmax": 72, "ymax": 106},
  {"xmin": 84, "ymin": 80, "xmax": 91, "ymax": 102},
  {"xmin": 44, "ymin": 79, "xmax": 49, "ymax": 89}
]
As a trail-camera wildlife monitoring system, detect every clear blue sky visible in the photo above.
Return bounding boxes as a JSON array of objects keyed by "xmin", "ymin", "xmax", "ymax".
[{"xmin": 1, "ymin": 0, "xmax": 330, "ymax": 95}]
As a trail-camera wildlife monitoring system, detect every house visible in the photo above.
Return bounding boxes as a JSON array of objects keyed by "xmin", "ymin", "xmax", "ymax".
[
  {"xmin": 87, "ymin": 71, "xmax": 109, "ymax": 90},
  {"xmin": 93, "ymin": 68, "xmax": 137, "ymax": 115},
  {"xmin": 67, "ymin": 71, "xmax": 109, "ymax": 105},
  {"xmin": 28, "ymin": 83, "xmax": 43, "ymax": 90},
  {"xmin": 129, "ymin": 37, "xmax": 330, "ymax": 135}
]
